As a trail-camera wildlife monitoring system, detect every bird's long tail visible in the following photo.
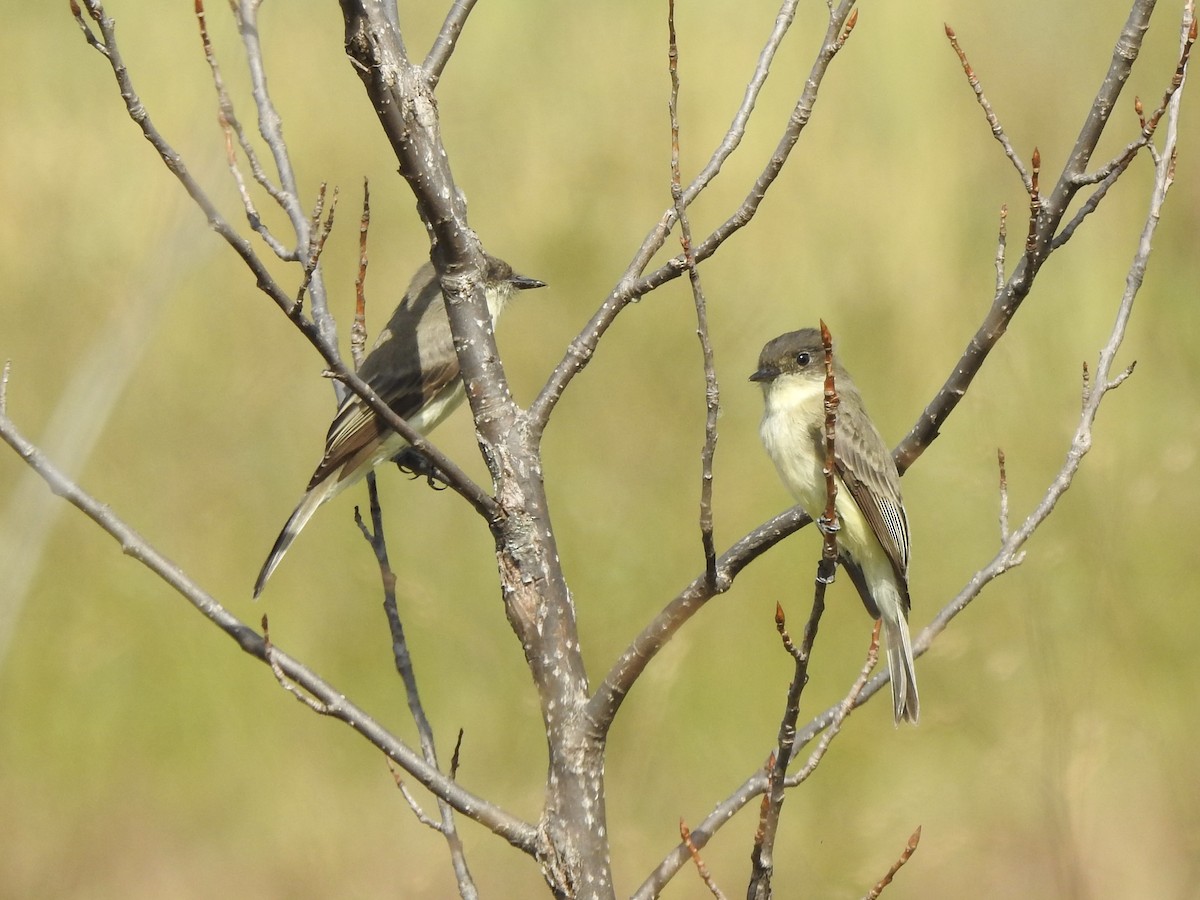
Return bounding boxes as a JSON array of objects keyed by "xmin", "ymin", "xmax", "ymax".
[
  {"xmin": 253, "ymin": 477, "xmax": 341, "ymax": 598},
  {"xmin": 880, "ymin": 599, "xmax": 920, "ymax": 724}
]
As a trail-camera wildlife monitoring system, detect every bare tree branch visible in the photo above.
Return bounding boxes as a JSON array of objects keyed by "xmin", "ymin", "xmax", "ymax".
[
  {"xmin": 667, "ymin": 0, "xmax": 720, "ymax": 587},
  {"xmin": 794, "ymin": 0, "xmax": 1190, "ymax": 745},
  {"xmin": 356, "ymin": 476, "xmax": 479, "ymax": 899},
  {"xmin": 586, "ymin": 2, "xmax": 873, "ymax": 735},
  {"xmin": 529, "ymin": 1, "xmax": 861, "ymax": 433},
  {"xmin": 69, "ymin": 0, "xmax": 499, "ymax": 520},
  {"xmin": 635, "ymin": 626, "xmax": 878, "ymax": 899},
  {"xmin": 424, "ymin": 0, "xmax": 480, "ymax": 85},
  {"xmin": 637, "ymin": 4, "xmax": 1192, "ymax": 889},
  {"xmin": 748, "ymin": 324, "xmax": 841, "ymax": 897},
  {"xmin": 292, "ymin": 182, "xmax": 339, "ymax": 315},
  {"xmin": 893, "ymin": 0, "xmax": 1183, "ymax": 474},
  {"xmin": 27, "ymin": 2, "xmax": 1190, "ymax": 896},
  {"xmin": 0, "ymin": 405, "xmax": 537, "ymax": 853},
  {"xmin": 343, "ymin": 197, "xmax": 476, "ymax": 896},
  {"xmin": 338, "ymin": 4, "xmax": 606, "ymax": 891},
  {"xmin": 196, "ymin": 0, "xmax": 295, "ymax": 259},
  {"xmin": 224, "ymin": 0, "xmax": 341, "ymax": 343},
  {"xmin": 587, "ymin": 505, "xmax": 808, "ymax": 732}
]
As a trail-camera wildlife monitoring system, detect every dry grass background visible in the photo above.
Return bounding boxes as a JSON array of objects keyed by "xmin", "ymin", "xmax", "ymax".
[{"xmin": 1, "ymin": 1, "xmax": 1198, "ymax": 897}]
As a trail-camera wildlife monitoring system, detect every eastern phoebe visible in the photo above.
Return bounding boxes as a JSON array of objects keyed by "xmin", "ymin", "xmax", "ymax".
[
  {"xmin": 751, "ymin": 328, "xmax": 919, "ymax": 724},
  {"xmin": 253, "ymin": 254, "xmax": 545, "ymax": 597}
]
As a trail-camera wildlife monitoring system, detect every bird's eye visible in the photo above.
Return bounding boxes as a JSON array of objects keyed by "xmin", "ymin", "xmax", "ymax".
[{"xmin": 795, "ymin": 351, "xmax": 811, "ymax": 366}]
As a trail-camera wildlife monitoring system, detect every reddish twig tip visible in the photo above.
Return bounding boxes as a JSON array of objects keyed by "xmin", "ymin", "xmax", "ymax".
[
  {"xmin": 864, "ymin": 824, "xmax": 922, "ymax": 898},
  {"xmin": 680, "ymin": 817, "xmax": 726, "ymax": 898},
  {"xmin": 1025, "ymin": 147, "xmax": 1042, "ymax": 255}
]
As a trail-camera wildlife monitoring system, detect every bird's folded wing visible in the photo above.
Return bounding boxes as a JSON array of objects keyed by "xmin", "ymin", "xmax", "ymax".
[
  {"xmin": 304, "ymin": 353, "xmax": 461, "ymax": 491},
  {"xmin": 835, "ymin": 438, "xmax": 910, "ymax": 585}
]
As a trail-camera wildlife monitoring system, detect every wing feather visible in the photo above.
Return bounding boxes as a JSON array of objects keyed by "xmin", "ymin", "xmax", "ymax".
[
  {"xmin": 833, "ymin": 390, "xmax": 911, "ymax": 598},
  {"xmin": 305, "ymin": 264, "xmax": 461, "ymax": 490}
]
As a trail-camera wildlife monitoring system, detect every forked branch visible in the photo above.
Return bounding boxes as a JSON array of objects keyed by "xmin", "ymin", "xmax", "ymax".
[{"xmin": 0, "ymin": 408, "xmax": 538, "ymax": 853}]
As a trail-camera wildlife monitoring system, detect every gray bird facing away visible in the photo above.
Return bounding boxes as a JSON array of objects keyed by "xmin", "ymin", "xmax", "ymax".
[
  {"xmin": 253, "ymin": 254, "xmax": 546, "ymax": 598},
  {"xmin": 751, "ymin": 327, "xmax": 919, "ymax": 724}
]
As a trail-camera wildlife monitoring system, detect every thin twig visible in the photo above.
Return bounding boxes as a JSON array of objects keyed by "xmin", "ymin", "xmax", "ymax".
[
  {"xmin": 353, "ymin": 179, "xmax": 370, "ymax": 368},
  {"xmin": 943, "ymin": 23, "xmax": 1031, "ymax": 188},
  {"xmin": 530, "ymin": 0, "xmax": 859, "ymax": 433},
  {"xmin": 230, "ymin": 0, "xmax": 339, "ymax": 344},
  {"xmin": 424, "ymin": 0, "xmax": 480, "ymax": 85},
  {"xmin": 388, "ymin": 763, "xmax": 446, "ymax": 832},
  {"xmin": 1025, "ymin": 147, "xmax": 1042, "ymax": 260},
  {"xmin": 449, "ymin": 729, "xmax": 465, "ymax": 780},
  {"xmin": 262, "ymin": 614, "xmax": 331, "ymax": 713},
  {"xmin": 635, "ymin": 621, "xmax": 878, "ymax": 899},
  {"xmin": 194, "ymin": 0, "xmax": 292, "ymax": 257},
  {"xmin": 893, "ymin": 0, "xmax": 1169, "ymax": 475},
  {"xmin": 993, "ymin": 204, "xmax": 1008, "ymax": 293},
  {"xmin": 785, "ymin": 621, "xmax": 879, "ymax": 788},
  {"xmin": 1054, "ymin": 18, "xmax": 1195, "ymax": 250},
  {"xmin": 1051, "ymin": 158, "xmax": 1133, "ymax": 251},
  {"xmin": 668, "ymin": 0, "xmax": 720, "ymax": 588},
  {"xmin": 818, "ymin": 321, "xmax": 840, "ymax": 566},
  {"xmin": 997, "ymin": 449, "xmax": 1010, "ymax": 543},
  {"xmin": 748, "ymin": 592, "xmax": 828, "ymax": 897},
  {"xmin": 681, "ymin": 819, "xmax": 728, "ymax": 899},
  {"xmin": 748, "ymin": 329, "xmax": 840, "ymax": 895},
  {"xmin": 292, "ymin": 183, "xmax": 339, "ymax": 316},
  {"xmin": 354, "ymin": 476, "xmax": 479, "ymax": 896},
  {"xmin": 861, "ymin": 825, "xmax": 922, "ymax": 899}
]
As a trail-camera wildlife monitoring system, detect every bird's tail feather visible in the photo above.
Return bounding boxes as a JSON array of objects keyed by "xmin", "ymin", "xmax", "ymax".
[
  {"xmin": 881, "ymin": 607, "xmax": 920, "ymax": 725},
  {"xmin": 253, "ymin": 477, "xmax": 341, "ymax": 598}
]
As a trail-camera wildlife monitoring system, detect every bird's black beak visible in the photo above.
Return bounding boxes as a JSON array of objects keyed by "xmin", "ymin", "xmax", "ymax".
[
  {"xmin": 511, "ymin": 273, "xmax": 547, "ymax": 291},
  {"xmin": 749, "ymin": 365, "xmax": 777, "ymax": 383}
]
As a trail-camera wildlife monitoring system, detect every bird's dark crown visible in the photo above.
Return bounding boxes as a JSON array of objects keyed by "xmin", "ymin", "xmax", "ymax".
[{"xmin": 750, "ymin": 327, "xmax": 830, "ymax": 383}]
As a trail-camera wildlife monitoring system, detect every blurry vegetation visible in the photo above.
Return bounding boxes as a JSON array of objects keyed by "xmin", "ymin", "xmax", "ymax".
[{"xmin": 1, "ymin": 1, "xmax": 1198, "ymax": 898}]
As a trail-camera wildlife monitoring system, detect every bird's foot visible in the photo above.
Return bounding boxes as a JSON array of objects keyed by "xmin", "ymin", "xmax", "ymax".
[
  {"xmin": 393, "ymin": 447, "xmax": 449, "ymax": 490},
  {"xmin": 816, "ymin": 514, "xmax": 841, "ymax": 536}
]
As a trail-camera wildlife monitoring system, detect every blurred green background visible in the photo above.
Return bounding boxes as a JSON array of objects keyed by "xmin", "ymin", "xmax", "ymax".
[{"xmin": 2, "ymin": 1, "xmax": 1198, "ymax": 897}]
